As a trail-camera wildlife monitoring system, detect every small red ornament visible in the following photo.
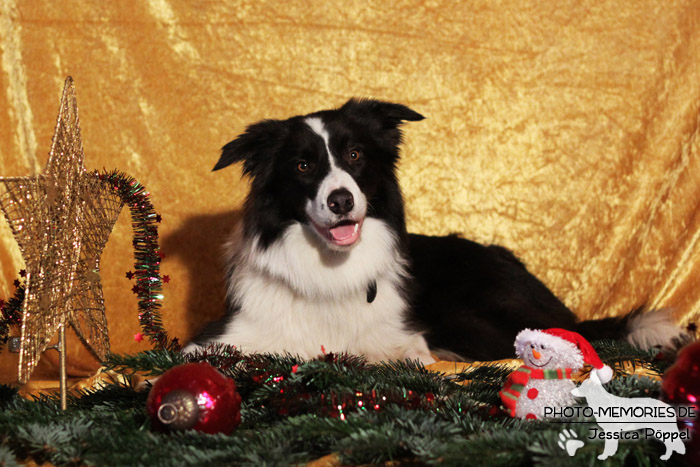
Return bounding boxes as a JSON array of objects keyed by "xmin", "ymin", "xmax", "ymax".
[
  {"xmin": 146, "ymin": 362, "xmax": 242, "ymax": 435},
  {"xmin": 661, "ymin": 340, "xmax": 700, "ymax": 463}
]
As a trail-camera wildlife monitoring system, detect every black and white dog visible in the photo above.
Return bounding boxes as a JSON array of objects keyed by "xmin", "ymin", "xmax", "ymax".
[{"xmin": 186, "ymin": 99, "xmax": 679, "ymax": 363}]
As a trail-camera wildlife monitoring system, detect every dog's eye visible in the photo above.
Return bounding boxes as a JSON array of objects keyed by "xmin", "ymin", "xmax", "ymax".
[
  {"xmin": 349, "ymin": 149, "xmax": 362, "ymax": 161},
  {"xmin": 297, "ymin": 160, "xmax": 309, "ymax": 173}
]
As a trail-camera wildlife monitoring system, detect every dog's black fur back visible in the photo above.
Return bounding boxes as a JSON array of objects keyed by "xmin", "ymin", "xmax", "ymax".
[{"xmin": 408, "ymin": 233, "xmax": 627, "ymax": 360}]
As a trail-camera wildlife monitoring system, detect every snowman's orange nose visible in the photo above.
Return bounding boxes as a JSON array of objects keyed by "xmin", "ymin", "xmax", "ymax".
[{"xmin": 532, "ymin": 348, "xmax": 541, "ymax": 360}]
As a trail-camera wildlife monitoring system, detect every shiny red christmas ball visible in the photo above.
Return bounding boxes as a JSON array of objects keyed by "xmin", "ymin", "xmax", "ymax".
[
  {"xmin": 146, "ymin": 362, "xmax": 242, "ymax": 434},
  {"xmin": 661, "ymin": 340, "xmax": 700, "ymax": 463}
]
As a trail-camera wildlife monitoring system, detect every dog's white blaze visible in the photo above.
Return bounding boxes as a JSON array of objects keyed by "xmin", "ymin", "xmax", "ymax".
[
  {"xmin": 304, "ymin": 117, "xmax": 367, "ymax": 228},
  {"xmin": 305, "ymin": 117, "xmax": 331, "ymax": 156},
  {"xmin": 188, "ymin": 220, "xmax": 434, "ymax": 364}
]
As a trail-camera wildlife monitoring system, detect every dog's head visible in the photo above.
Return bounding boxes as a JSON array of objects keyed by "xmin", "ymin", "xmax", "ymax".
[{"xmin": 214, "ymin": 99, "xmax": 424, "ymax": 250}]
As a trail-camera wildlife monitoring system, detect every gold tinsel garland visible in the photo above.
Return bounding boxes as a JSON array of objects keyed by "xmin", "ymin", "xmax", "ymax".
[
  {"xmin": 0, "ymin": 77, "xmax": 121, "ymax": 383},
  {"xmin": 0, "ymin": 77, "xmax": 177, "ymax": 385}
]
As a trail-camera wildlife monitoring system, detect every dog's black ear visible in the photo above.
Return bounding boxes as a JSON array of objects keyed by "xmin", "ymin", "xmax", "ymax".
[
  {"xmin": 213, "ymin": 119, "xmax": 287, "ymax": 174},
  {"xmin": 341, "ymin": 98, "xmax": 425, "ymax": 128}
]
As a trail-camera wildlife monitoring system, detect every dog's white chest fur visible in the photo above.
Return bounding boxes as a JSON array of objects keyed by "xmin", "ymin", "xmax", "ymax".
[{"xmin": 198, "ymin": 218, "xmax": 434, "ymax": 364}]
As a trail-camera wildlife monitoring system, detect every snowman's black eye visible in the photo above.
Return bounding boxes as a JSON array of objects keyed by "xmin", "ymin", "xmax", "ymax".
[{"xmin": 541, "ymin": 345, "xmax": 546, "ymax": 349}]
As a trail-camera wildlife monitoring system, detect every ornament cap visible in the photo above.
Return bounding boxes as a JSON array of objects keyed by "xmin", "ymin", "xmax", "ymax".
[{"xmin": 157, "ymin": 389, "xmax": 200, "ymax": 430}]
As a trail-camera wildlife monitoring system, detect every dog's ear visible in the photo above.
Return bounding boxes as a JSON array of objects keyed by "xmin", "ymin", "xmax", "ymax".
[
  {"xmin": 213, "ymin": 119, "xmax": 287, "ymax": 174},
  {"xmin": 341, "ymin": 98, "xmax": 425, "ymax": 128},
  {"xmin": 341, "ymin": 99, "xmax": 424, "ymax": 151}
]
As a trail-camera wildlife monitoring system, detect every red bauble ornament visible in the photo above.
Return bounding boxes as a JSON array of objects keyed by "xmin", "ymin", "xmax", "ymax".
[
  {"xmin": 146, "ymin": 362, "xmax": 242, "ymax": 434},
  {"xmin": 661, "ymin": 340, "xmax": 700, "ymax": 463}
]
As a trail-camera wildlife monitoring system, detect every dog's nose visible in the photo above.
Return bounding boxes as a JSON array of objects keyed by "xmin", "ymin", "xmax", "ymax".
[{"xmin": 327, "ymin": 189, "xmax": 354, "ymax": 215}]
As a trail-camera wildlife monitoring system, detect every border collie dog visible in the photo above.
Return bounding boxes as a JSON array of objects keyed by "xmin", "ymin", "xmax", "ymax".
[{"xmin": 186, "ymin": 99, "xmax": 679, "ymax": 363}]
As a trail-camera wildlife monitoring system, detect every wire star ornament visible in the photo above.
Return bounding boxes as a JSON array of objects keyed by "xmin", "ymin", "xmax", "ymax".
[{"xmin": 0, "ymin": 77, "xmax": 123, "ymax": 383}]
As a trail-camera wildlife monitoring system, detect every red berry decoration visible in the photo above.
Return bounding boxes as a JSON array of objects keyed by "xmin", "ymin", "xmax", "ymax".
[
  {"xmin": 146, "ymin": 362, "xmax": 242, "ymax": 435},
  {"xmin": 661, "ymin": 340, "xmax": 700, "ymax": 463}
]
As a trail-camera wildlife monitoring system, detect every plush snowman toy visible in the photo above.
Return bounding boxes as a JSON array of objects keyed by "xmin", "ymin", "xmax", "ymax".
[{"xmin": 499, "ymin": 328, "xmax": 613, "ymax": 420}]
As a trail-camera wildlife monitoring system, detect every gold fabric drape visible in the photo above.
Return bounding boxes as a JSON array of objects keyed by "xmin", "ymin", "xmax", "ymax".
[{"xmin": 1, "ymin": 0, "xmax": 699, "ymax": 382}]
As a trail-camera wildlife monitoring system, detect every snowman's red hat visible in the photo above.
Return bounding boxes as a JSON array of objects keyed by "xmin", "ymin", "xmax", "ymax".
[{"xmin": 542, "ymin": 328, "xmax": 613, "ymax": 384}]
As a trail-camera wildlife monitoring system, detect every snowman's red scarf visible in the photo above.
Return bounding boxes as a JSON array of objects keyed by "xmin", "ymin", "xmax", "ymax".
[{"xmin": 499, "ymin": 365, "xmax": 574, "ymax": 417}]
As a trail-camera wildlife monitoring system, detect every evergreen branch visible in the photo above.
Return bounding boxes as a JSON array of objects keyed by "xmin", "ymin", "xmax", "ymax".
[
  {"xmin": 592, "ymin": 339, "xmax": 663, "ymax": 376},
  {"xmin": 0, "ymin": 445, "xmax": 18, "ymax": 467},
  {"xmin": 0, "ymin": 342, "xmax": 682, "ymax": 466},
  {"xmin": 103, "ymin": 349, "xmax": 185, "ymax": 376}
]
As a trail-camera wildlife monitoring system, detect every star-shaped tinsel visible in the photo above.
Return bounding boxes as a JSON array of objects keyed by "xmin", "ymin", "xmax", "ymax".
[{"xmin": 0, "ymin": 77, "xmax": 123, "ymax": 383}]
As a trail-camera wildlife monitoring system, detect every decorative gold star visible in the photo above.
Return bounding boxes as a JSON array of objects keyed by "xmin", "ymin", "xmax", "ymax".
[{"xmin": 0, "ymin": 77, "xmax": 123, "ymax": 383}]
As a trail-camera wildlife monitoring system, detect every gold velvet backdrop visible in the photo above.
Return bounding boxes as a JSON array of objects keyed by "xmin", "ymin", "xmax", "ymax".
[{"xmin": 1, "ymin": 0, "xmax": 699, "ymax": 382}]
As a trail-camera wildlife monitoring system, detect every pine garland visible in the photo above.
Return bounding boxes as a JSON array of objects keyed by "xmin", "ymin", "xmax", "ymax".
[{"xmin": 0, "ymin": 341, "xmax": 682, "ymax": 466}]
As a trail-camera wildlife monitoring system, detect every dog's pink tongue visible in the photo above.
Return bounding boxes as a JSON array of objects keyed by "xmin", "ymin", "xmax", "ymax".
[{"xmin": 329, "ymin": 223, "xmax": 360, "ymax": 245}]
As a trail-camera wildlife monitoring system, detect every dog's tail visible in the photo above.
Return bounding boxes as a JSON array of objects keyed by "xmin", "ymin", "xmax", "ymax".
[{"xmin": 575, "ymin": 307, "xmax": 688, "ymax": 349}]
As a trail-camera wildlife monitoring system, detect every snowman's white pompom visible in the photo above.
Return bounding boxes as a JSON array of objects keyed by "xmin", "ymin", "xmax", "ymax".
[{"xmin": 594, "ymin": 365, "xmax": 613, "ymax": 384}]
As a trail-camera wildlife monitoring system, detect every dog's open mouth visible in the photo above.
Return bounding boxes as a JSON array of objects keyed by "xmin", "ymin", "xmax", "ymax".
[{"xmin": 313, "ymin": 219, "xmax": 363, "ymax": 247}]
